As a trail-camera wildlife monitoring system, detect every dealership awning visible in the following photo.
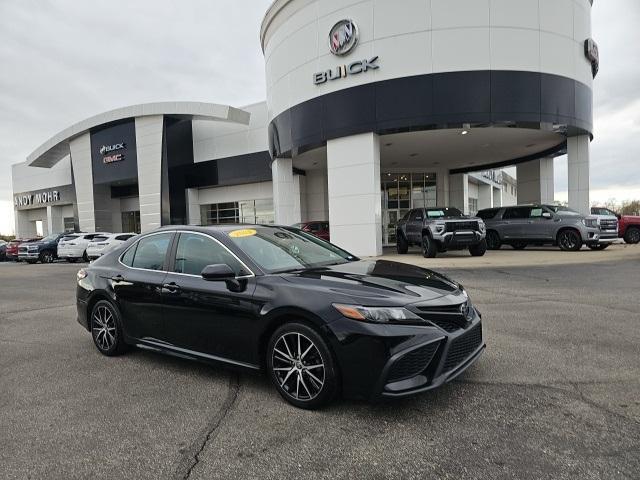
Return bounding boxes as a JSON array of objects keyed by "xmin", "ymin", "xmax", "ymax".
[{"xmin": 27, "ymin": 102, "xmax": 251, "ymax": 168}]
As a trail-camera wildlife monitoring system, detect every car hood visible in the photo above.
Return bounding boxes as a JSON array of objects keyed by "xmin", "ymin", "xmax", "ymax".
[{"xmin": 281, "ymin": 260, "xmax": 463, "ymax": 306}]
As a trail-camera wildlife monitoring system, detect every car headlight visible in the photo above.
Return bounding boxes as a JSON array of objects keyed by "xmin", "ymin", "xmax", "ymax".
[
  {"xmin": 582, "ymin": 218, "xmax": 598, "ymax": 228},
  {"xmin": 432, "ymin": 223, "xmax": 445, "ymax": 234},
  {"xmin": 333, "ymin": 304, "xmax": 423, "ymax": 323},
  {"xmin": 77, "ymin": 269, "xmax": 87, "ymax": 281},
  {"xmin": 478, "ymin": 221, "xmax": 486, "ymax": 233}
]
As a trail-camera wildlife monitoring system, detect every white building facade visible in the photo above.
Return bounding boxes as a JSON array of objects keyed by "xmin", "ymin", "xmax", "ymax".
[{"xmin": 12, "ymin": 0, "xmax": 596, "ymax": 257}]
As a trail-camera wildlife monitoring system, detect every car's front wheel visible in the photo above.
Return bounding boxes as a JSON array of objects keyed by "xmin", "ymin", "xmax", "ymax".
[
  {"xmin": 39, "ymin": 251, "xmax": 54, "ymax": 263},
  {"xmin": 557, "ymin": 229, "xmax": 581, "ymax": 251},
  {"xmin": 624, "ymin": 227, "xmax": 640, "ymax": 244},
  {"xmin": 486, "ymin": 231, "xmax": 501, "ymax": 250},
  {"xmin": 422, "ymin": 235, "xmax": 437, "ymax": 258},
  {"xmin": 396, "ymin": 233, "xmax": 408, "ymax": 254},
  {"xmin": 267, "ymin": 322, "xmax": 338, "ymax": 409},
  {"xmin": 469, "ymin": 238, "xmax": 487, "ymax": 256},
  {"xmin": 90, "ymin": 300, "xmax": 127, "ymax": 356}
]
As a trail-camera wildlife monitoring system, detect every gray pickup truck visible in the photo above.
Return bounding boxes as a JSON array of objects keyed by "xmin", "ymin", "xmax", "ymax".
[{"xmin": 396, "ymin": 207, "xmax": 487, "ymax": 258}]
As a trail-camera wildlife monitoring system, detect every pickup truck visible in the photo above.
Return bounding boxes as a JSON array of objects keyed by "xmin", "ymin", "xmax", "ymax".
[
  {"xmin": 18, "ymin": 233, "xmax": 67, "ymax": 263},
  {"xmin": 591, "ymin": 207, "xmax": 640, "ymax": 244}
]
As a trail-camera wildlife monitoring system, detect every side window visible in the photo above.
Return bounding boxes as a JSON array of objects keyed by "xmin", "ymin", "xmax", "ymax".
[
  {"xmin": 130, "ymin": 233, "xmax": 173, "ymax": 271},
  {"xmin": 121, "ymin": 244, "xmax": 137, "ymax": 267},
  {"xmin": 409, "ymin": 210, "xmax": 423, "ymax": 222},
  {"xmin": 174, "ymin": 232, "xmax": 245, "ymax": 277},
  {"xmin": 504, "ymin": 207, "xmax": 529, "ymax": 219},
  {"xmin": 477, "ymin": 209, "xmax": 496, "ymax": 220},
  {"xmin": 530, "ymin": 208, "xmax": 543, "ymax": 218}
]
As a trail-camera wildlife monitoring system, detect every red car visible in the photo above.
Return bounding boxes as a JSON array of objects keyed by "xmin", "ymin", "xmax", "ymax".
[
  {"xmin": 293, "ymin": 221, "xmax": 330, "ymax": 241},
  {"xmin": 5, "ymin": 238, "xmax": 41, "ymax": 261}
]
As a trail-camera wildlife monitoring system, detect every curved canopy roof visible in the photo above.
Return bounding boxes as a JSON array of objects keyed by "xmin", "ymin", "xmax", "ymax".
[{"xmin": 28, "ymin": 102, "xmax": 251, "ymax": 168}]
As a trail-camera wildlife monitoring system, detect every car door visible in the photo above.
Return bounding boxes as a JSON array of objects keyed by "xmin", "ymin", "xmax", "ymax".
[
  {"xmin": 501, "ymin": 207, "xmax": 531, "ymax": 239},
  {"xmin": 113, "ymin": 232, "xmax": 174, "ymax": 341},
  {"xmin": 406, "ymin": 209, "xmax": 424, "ymax": 243},
  {"xmin": 526, "ymin": 207, "xmax": 554, "ymax": 240},
  {"xmin": 160, "ymin": 231, "xmax": 258, "ymax": 365}
]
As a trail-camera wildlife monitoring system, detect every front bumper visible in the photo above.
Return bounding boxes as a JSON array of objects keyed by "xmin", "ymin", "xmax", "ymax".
[
  {"xmin": 327, "ymin": 311, "xmax": 484, "ymax": 400},
  {"xmin": 433, "ymin": 231, "xmax": 485, "ymax": 249},
  {"xmin": 18, "ymin": 252, "xmax": 39, "ymax": 261}
]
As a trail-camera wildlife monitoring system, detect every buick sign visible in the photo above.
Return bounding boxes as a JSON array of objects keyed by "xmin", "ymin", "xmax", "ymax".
[
  {"xmin": 100, "ymin": 142, "xmax": 126, "ymax": 164},
  {"xmin": 329, "ymin": 19, "xmax": 358, "ymax": 56},
  {"xmin": 100, "ymin": 142, "xmax": 126, "ymax": 155},
  {"xmin": 584, "ymin": 38, "xmax": 599, "ymax": 78}
]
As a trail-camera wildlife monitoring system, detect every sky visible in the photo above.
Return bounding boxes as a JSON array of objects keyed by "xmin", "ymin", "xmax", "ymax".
[{"xmin": 1, "ymin": 0, "xmax": 639, "ymax": 235}]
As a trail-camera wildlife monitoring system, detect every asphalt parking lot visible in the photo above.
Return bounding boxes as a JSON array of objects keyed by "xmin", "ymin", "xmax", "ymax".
[{"xmin": 1, "ymin": 247, "xmax": 639, "ymax": 480}]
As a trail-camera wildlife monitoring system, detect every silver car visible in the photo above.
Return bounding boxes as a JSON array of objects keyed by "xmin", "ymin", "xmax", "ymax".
[{"xmin": 477, "ymin": 204, "xmax": 616, "ymax": 251}]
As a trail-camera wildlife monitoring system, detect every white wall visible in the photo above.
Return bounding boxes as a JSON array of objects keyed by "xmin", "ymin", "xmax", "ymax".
[
  {"xmin": 304, "ymin": 169, "xmax": 329, "ymax": 222},
  {"xmin": 11, "ymin": 157, "xmax": 72, "ymax": 194},
  {"xmin": 197, "ymin": 181, "xmax": 273, "ymax": 206},
  {"xmin": 263, "ymin": 0, "xmax": 593, "ymax": 120}
]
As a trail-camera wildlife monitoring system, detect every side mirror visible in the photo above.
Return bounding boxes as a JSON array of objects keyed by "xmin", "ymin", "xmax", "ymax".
[
  {"xmin": 201, "ymin": 264, "xmax": 236, "ymax": 281},
  {"xmin": 542, "ymin": 212, "xmax": 553, "ymax": 219}
]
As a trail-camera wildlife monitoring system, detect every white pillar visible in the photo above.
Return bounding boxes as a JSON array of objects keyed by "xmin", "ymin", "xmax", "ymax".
[
  {"xmin": 186, "ymin": 188, "xmax": 200, "ymax": 225},
  {"xmin": 272, "ymin": 157, "xmax": 301, "ymax": 225},
  {"xmin": 516, "ymin": 158, "xmax": 554, "ymax": 204},
  {"xmin": 46, "ymin": 206, "xmax": 64, "ymax": 235},
  {"xmin": 478, "ymin": 183, "xmax": 493, "ymax": 210},
  {"xmin": 15, "ymin": 210, "xmax": 35, "ymax": 238},
  {"xmin": 449, "ymin": 173, "xmax": 469, "ymax": 214},
  {"xmin": 327, "ymin": 133, "xmax": 382, "ymax": 257},
  {"xmin": 567, "ymin": 135, "xmax": 590, "ymax": 215},
  {"xmin": 492, "ymin": 186, "xmax": 503, "ymax": 207},
  {"xmin": 135, "ymin": 115, "xmax": 164, "ymax": 232},
  {"xmin": 304, "ymin": 169, "xmax": 329, "ymax": 221},
  {"xmin": 69, "ymin": 133, "xmax": 95, "ymax": 232},
  {"xmin": 435, "ymin": 169, "xmax": 449, "ymax": 207}
]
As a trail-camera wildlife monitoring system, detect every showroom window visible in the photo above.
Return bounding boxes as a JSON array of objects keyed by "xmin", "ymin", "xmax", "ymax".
[
  {"xmin": 200, "ymin": 199, "xmax": 274, "ymax": 225},
  {"xmin": 63, "ymin": 217, "xmax": 75, "ymax": 232},
  {"xmin": 468, "ymin": 198, "xmax": 478, "ymax": 216}
]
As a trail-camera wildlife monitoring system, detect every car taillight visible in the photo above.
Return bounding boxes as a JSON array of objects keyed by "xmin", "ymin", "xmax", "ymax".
[{"xmin": 77, "ymin": 269, "xmax": 87, "ymax": 281}]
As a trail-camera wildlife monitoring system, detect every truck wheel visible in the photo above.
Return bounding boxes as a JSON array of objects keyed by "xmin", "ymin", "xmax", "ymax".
[
  {"xmin": 557, "ymin": 229, "xmax": 581, "ymax": 251},
  {"xmin": 511, "ymin": 242, "xmax": 528, "ymax": 250},
  {"xmin": 486, "ymin": 231, "xmax": 501, "ymax": 250},
  {"xmin": 422, "ymin": 235, "xmax": 437, "ymax": 258},
  {"xmin": 39, "ymin": 251, "xmax": 54, "ymax": 263},
  {"xmin": 66, "ymin": 258, "xmax": 78, "ymax": 263},
  {"xmin": 624, "ymin": 227, "xmax": 640, "ymax": 244},
  {"xmin": 396, "ymin": 233, "xmax": 409, "ymax": 254},
  {"xmin": 83, "ymin": 251, "xmax": 89, "ymax": 262},
  {"xmin": 469, "ymin": 239, "xmax": 487, "ymax": 257},
  {"xmin": 588, "ymin": 244, "xmax": 609, "ymax": 251}
]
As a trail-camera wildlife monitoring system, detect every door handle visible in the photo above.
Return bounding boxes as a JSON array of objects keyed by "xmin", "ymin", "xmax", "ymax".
[
  {"xmin": 111, "ymin": 275, "xmax": 125, "ymax": 283},
  {"xmin": 162, "ymin": 282, "xmax": 181, "ymax": 294}
]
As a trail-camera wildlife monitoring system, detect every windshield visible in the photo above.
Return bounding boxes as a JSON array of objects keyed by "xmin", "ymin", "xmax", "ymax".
[
  {"xmin": 548, "ymin": 205, "xmax": 581, "ymax": 216},
  {"xmin": 426, "ymin": 207, "xmax": 463, "ymax": 218},
  {"xmin": 41, "ymin": 234, "xmax": 59, "ymax": 242},
  {"xmin": 226, "ymin": 226, "xmax": 356, "ymax": 273}
]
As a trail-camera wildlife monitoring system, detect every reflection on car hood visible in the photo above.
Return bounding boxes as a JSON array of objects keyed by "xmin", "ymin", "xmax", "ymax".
[{"xmin": 281, "ymin": 260, "xmax": 462, "ymax": 305}]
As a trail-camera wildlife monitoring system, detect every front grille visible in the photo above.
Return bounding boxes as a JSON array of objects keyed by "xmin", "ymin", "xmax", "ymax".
[
  {"xmin": 443, "ymin": 323, "xmax": 483, "ymax": 372},
  {"xmin": 446, "ymin": 221, "xmax": 479, "ymax": 232},
  {"xmin": 416, "ymin": 303, "xmax": 470, "ymax": 332},
  {"xmin": 18, "ymin": 247, "xmax": 27, "ymax": 253},
  {"xmin": 387, "ymin": 342, "xmax": 440, "ymax": 383},
  {"xmin": 600, "ymin": 219, "xmax": 617, "ymax": 230}
]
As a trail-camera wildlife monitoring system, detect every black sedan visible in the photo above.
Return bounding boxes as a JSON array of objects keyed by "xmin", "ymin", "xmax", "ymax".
[{"xmin": 76, "ymin": 225, "xmax": 484, "ymax": 409}]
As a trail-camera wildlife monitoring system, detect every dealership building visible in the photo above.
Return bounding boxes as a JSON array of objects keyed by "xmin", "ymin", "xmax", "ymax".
[{"xmin": 12, "ymin": 0, "xmax": 596, "ymax": 256}]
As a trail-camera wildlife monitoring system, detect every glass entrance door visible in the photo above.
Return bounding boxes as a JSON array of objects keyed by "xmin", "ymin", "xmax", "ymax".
[{"xmin": 381, "ymin": 173, "xmax": 437, "ymax": 246}]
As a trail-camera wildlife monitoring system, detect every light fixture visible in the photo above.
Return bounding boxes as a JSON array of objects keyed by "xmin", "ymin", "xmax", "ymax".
[{"xmin": 461, "ymin": 130, "xmax": 469, "ymax": 135}]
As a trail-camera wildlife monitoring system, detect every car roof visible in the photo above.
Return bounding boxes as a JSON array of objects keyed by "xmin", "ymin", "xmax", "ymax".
[{"xmin": 150, "ymin": 224, "xmax": 288, "ymax": 235}]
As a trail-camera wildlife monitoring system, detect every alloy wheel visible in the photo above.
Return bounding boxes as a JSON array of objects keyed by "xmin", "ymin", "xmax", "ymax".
[
  {"xmin": 559, "ymin": 231, "xmax": 579, "ymax": 251},
  {"xmin": 42, "ymin": 252, "xmax": 53, "ymax": 263},
  {"xmin": 272, "ymin": 332, "xmax": 325, "ymax": 401},
  {"xmin": 628, "ymin": 228, "xmax": 640, "ymax": 244},
  {"xmin": 92, "ymin": 305, "xmax": 117, "ymax": 351}
]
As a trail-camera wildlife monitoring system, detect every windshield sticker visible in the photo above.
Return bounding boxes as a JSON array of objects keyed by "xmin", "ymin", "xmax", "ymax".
[{"xmin": 229, "ymin": 229, "xmax": 257, "ymax": 238}]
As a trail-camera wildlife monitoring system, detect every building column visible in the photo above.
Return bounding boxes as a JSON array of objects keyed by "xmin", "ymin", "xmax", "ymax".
[
  {"xmin": 478, "ymin": 183, "xmax": 493, "ymax": 210},
  {"xmin": 304, "ymin": 169, "xmax": 329, "ymax": 222},
  {"xmin": 186, "ymin": 188, "xmax": 200, "ymax": 225},
  {"xmin": 15, "ymin": 210, "xmax": 36, "ymax": 238},
  {"xmin": 492, "ymin": 186, "xmax": 503, "ymax": 207},
  {"xmin": 272, "ymin": 157, "xmax": 301, "ymax": 225},
  {"xmin": 135, "ymin": 115, "xmax": 164, "ymax": 232},
  {"xmin": 69, "ymin": 132, "xmax": 95, "ymax": 232},
  {"xmin": 327, "ymin": 133, "xmax": 382, "ymax": 257},
  {"xmin": 46, "ymin": 206, "xmax": 64, "ymax": 235},
  {"xmin": 435, "ymin": 169, "xmax": 449, "ymax": 207},
  {"xmin": 567, "ymin": 135, "xmax": 590, "ymax": 215},
  {"xmin": 516, "ymin": 158, "xmax": 554, "ymax": 204},
  {"xmin": 448, "ymin": 173, "xmax": 469, "ymax": 214}
]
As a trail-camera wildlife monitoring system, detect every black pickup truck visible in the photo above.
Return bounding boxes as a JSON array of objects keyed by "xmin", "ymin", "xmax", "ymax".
[{"xmin": 18, "ymin": 233, "xmax": 67, "ymax": 264}]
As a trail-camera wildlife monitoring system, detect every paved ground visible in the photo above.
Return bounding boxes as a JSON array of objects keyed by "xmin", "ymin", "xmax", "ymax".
[{"xmin": 1, "ymin": 245, "xmax": 639, "ymax": 479}]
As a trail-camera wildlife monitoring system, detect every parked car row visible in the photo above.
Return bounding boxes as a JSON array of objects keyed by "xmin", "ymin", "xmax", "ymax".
[
  {"xmin": 590, "ymin": 207, "xmax": 640, "ymax": 244},
  {"xmin": 396, "ymin": 204, "xmax": 623, "ymax": 257},
  {"xmin": 3, "ymin": 232, "xmax": 137, "ymax": 264}
]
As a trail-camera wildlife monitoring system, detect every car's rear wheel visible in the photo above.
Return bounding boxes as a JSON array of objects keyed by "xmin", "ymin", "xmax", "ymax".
[
  {"xmin": 511, "ymin": 241, "xmax": 528, "ymax": 250},
  {"xmin": 486, "ymin": 231, "xmax": 501, "ymax": 250},
  {"xmin": 83, "ymin": 251, "xmax": 89, "ymax": 262},
  {"xmin": 396, "ymin": 233, "xmax": 408, "ymax": 254},
  {"xmin": 588, "ymin": 244, "xmax": 609, "ymax": 251},
  {"xmin": 557, "ymin": 229, "xmax": 581, "ymax": 251},
  {"xmin": 469, "ymin": 238, "xmax": 487, "ymax": 257},
  {"xmin": 624, "ymin": 227, "xmax": 640, "ymax": 244},
  {"xmin": 66, "ymin": 258, "xmax": 77, "ymax": 263},
  {"xmin": 267, "ymin": 322, "xmax": 338, "ymax": 409},
  {"xmin": 422, "ymin": 235, "xmax": 437, "ymax": 258},
  {"xmin": 90, "ymin": 300, "xmax": 127, "ymax": 356},
  {"xmin": 39, "ymin": 251, "xmax": 54, "ymax": 263}
]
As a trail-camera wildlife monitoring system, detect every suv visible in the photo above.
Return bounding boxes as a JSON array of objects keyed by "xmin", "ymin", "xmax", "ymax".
[
  {"xmin": 478, "ymin": 204, "xmax": 615, "ymax": 251},
  {"xmin": 57, "ymin": 232, "xmax": 111, "ymax": 262},
  {"xmin": 591, "ymin": 207, "xmax": 640, "ymax": 244},
  {"xmin": 396, "ymin": 207, "xmax": 487, "ymax": 258},
  {"xmin": 18, "ymin": 233, "xmax": 67, "ymax": 263},
  {"xmin": 6, "ymin": 237, "xmax": 40, "ymax": 261}
]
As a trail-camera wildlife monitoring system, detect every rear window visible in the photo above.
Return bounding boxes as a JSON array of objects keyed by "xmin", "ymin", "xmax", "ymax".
[
  {"xmin": 92, "ymin": 236, "xmax": 109, "ymax": 242},
  {"xmin": 62, "ymin": 234, "xmax": 79, "ymax": 240},
  {"xmin": 477, "ymin": 209, "xmax": 498, "ymax": 220},
  {"xmin": 115, "ymin": 234, "xmax": 136, "ymax": 241}
]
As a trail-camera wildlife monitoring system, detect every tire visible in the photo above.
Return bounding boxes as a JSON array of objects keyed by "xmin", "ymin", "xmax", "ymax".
[
  {"xmin": 511, "ymin": 242, "xmax": 528, "ymax": 250},
  {"xmin": 396, "ymin": 233, "xmax": 409, "ymax": 254},
  {"xmin": 624, "ymin": 227, "xmax": 640, "ymax": 244},
  {"xmin": 557, "ymin": 229, "xmax": 582, "ymax": 251},
  {"xmin": 267, "ymin": 322, "xmax": 339, "ymax": 409},
  {"xmin": 39, "ymin": 251, "xmax": 54, "ymax": 264},
  {"xmin": 486, "ymin": 231, "xmax": 501, "ymax": 250},
  {"xmin": 469, "ymin": 238, "xmax": 487, "ymax": 257},
  {"xmin": 66, "ymin": 258, "xmax": 78, "ymax": 263},
  {"xmin": 90, "ymin": 300, "xmax": 128, "ymax": 356},
  {"xmin": 421, "ymin": 235, "xmax": 437, "ymax": 258},
  {"xmin": 588, "ymin": 244, "xmax": 609, "ymax": 251},
  {"xmin": 83, "ymin": 251, "xmax": 89, "ymax": 262}
]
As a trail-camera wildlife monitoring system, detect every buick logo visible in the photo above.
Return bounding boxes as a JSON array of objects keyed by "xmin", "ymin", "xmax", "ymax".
[
  {"xmin": 329, "ymin": 19, "xmax": 359, "ymax": 56},
  {"xmin": 99, "ymin": 142, "xmax": 126, "ymax": 155},
  {"xmin": 584, "ymin": 38, "xmax": 599, "ymax": 78}
]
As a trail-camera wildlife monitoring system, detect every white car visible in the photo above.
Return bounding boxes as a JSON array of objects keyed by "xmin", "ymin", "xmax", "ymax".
[
  {"xmin": 86, "ymin": 233, "xmax": 137, "ymax": 260},
  {"xmin": 57, "ymin": 232, "xmax": 111, "ymax": 262}
]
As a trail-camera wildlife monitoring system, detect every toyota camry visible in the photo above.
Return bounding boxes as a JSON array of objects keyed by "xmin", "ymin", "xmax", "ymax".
[{"xmin": 76, "ymin": 225, "xmax": 484, "ymax": 409}]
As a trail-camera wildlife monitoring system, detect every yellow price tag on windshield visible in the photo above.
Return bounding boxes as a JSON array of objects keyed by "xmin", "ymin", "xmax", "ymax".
[{"xmin": 229, "ymin": 229, "xmax": 257, "ymax": 238}]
